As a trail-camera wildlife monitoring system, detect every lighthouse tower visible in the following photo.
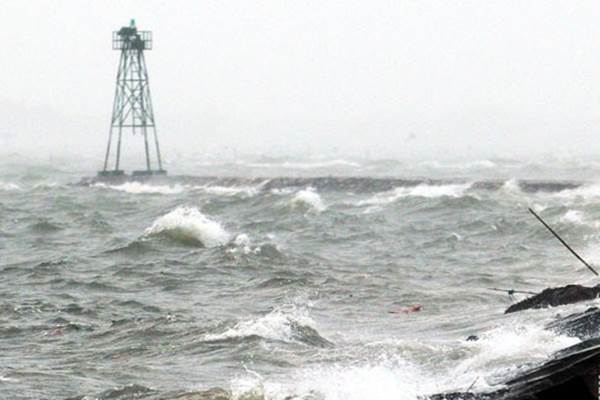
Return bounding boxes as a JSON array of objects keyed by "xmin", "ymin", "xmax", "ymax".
[{"xmin": 99, "ymin": 20, "xmax": 166, "ymax": 177}]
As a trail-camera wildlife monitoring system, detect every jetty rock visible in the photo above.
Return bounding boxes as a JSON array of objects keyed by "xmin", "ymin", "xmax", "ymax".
[{"xmin": 505, "ymin": 284, "xmax": 600, "ymax": 314}]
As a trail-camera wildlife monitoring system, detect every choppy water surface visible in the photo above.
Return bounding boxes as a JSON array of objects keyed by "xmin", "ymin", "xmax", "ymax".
[{"xmin": 3, "ymin": 156, "xmax": 600, "ymax": 399}]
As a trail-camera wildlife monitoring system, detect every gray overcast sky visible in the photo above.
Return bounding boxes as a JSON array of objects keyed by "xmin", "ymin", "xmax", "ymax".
[{"xmin": 2, "ymin": 1, "xmax": 600, "ymax": 161}]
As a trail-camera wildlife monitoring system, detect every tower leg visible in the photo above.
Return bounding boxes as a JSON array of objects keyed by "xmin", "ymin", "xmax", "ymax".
[
  {"xmin": 152, "ymin": 127, "xmax": 164, "ymax": 171},
  {"xmin": 143, "ymin": 127, "xmax": 151, "ymax": 171},
  {"xmin": 103, "ymin": 127, "xmax": 114, "ymax": 171},
  {"xmin": 115, "ymin": 125, "xmax": 123, "ymax": 171}
]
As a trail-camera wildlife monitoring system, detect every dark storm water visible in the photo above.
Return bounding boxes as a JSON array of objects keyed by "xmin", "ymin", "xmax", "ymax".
[{"xmin": 3, "ymin": 156, "xmax": 600, "ymax": 400}]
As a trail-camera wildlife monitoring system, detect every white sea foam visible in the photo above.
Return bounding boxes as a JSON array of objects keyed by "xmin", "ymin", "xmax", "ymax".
[
  {"xmin": 500, "ymin": 178, "xmax": 522, "ymax": 195},
  {"xmin": 531, "ymin": 203, "xmax": 548, "ymax": 213},
  {"xmin": 291, "ymin": 187, "xmax": 326, "ymax": 212},
  {"xmin": 193, "ymin": 185, "xmax": 261, "ymax": 197},
  {"xmin": 230, "ymin": 352, "xmax": 464, "ymax": 400},
  {"xmin": 204, "ymin": 305, "xmax": 315, "ymax": 343},
  {"xmin": 143, "ymin": 206, "xmax": 230, "ymax": 247},
  {"xmin": 270, "ymin": 187, "xmax": 295, "ymax": 195},
  {"xmin": 226, "ymin": 233, "xmax": 258, "ymax": 255},
  {"xmin": 359, "ymin": 183, "xmax": 472, "ymax": 206},
  {"xmin": 456, "ymin": 322, "xmax": 579, "ymax": 377},
  {"xmin": 0, "ymin": 181, "xmax": 21, "ymax": 191},
  {"xmin": 560, "ymin": 209, "xmax": 584, "ymax": 225},
  {"xmin": 33, "ymin": 182, "xmax": 59, "ymax": 189},
  {"xmin": 231, "ymin": 358, "xmax": 430, "ymax": 400},
  {"xmin": 555, "ymin": 183, "xmax": 600, "ymax": 203},
  {"xmin": 93, "ymin": 182, "xmax": 184, "ymax": 194},
  {"xmin": 228, "ymin": 318, "xmax": 578, "ymax": 400}
]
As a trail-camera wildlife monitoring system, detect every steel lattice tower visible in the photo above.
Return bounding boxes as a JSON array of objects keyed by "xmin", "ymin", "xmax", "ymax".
[{"xmin": 99, "ymin": 20, "xmax": 166, "ymax": 177}]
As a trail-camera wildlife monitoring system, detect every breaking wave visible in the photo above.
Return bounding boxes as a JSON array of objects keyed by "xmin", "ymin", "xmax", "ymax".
[
  {"xmin": 193, "ymin": 184, "xmax": 261, "ymax": 197},
  {"xmin": 93, "ymin": 182, "xmax": 184, "ymax": 194},
  {"xmin": 290, "ymin": 187, "xmax": 326, "ymax": 212},
  {"xmin": 554, "ymin": 182, "xmax": 600, "ymax": 203},
  {"xmin": 455, "ymin": 321, "xmax": 580, "ymax": 378},
  {"xmin": 229, "ymin": 357, "xmax": 431, "ymax": 400},
  {"xmin": 0, "ymin": 181, "xmax": 20, "ymax": 191},
  {"xmin": 203, "ymin": 305, "xmax": 330, "ymax": 347},
  {"xmin": 358, "ymin": 183, "xmax": 473, "ymax": 206},
  {"xmin": 560, "ymin": 209, "xmax": 585, "ymax": 225},
  {"xmin": 499, "ymin": 178, "xmax": 523, "ymax": 196},
  {"xmin": 225, "ymin": 319, "xmax": 579, "ymax": 400},
  {"xmin": 143, "ymin": 206, "xmax": 230, "ymax": 247}
]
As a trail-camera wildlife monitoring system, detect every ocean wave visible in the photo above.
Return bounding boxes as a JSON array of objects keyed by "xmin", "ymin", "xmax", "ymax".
[
  {"xmin": 454, "ymin": 321, "xmax": 580, "ymax": 383},
  {"xmin": 290, "ymin": 187, "xmax": 326, "ymax": 212},
  {"xmin": 28, "ymin": 219, "xmax": 63, "ymax": 232},
  {"xmin": 225, "ymin": 320, "xmax": 579, "ymax": 400},
  {"xmin": 143, "ymin": 206, "xmax": 230, "ymax": 247},
  {"xmin": 560, "ymin": 209, "xmax": 585, "ymax": 225},
  {"xmin": 32, "ymin": 182, "xmax": 59, "ymax": 189},
  {"xmin": 358, "ymin": 183, "xmax": 473, "ymax": 206},
  {"xmin": 0, "ymin": 181, "xmax": 20, "ymax": 191},
  {"xmin": 203, "ymin": 305, "xmax": 330, "ymax": 347},
  {"xmin": 225, "ymin": 233, "xmax": 258, "ymax": 256},
  {"xmin": 230, "ymin": 356, "xmax": 435, "ymax": 400},
  {"xmin": 554, "ymin": 182, "xmax": 600, "ymax": 202},
  {"xmin": 92, "ymin": 384, "xmax": 155, "ymax": 400},
  {"xmin": 243, "ymin": 159, "xmax": 361, "ymax": 170},
  {"xmin": 93, "ymin": 182, "xmax": 185, "ymax": 194},
  {"xmin": 499, "ymin": 178, "xmax": 523, "ymax": 196},
  {"xmin": 193, "ymin": 184, "xmax": 262, "ymax": 197}
]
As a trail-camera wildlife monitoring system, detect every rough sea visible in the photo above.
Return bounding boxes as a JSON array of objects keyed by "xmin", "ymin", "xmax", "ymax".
[{"xmin": 4, "ymin": 154, "xmax": 600, "ymax": 400}]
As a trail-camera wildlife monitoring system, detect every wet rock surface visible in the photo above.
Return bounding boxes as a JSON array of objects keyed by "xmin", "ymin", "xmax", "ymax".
[
  {"xmin": 546, "ymin": 307, "xmax": 600, "ymax": 340},
  {"xmin": 505, "ymin": 284, "xmax": 600, "ymax": 314}
]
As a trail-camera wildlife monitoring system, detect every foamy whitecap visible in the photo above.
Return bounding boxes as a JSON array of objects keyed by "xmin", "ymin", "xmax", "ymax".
[
  {"xmin": 143, "ymin": 206, "xmax": 230, "ymax": 247},
  {"xmin": 291, "ymin": 187, "xmax": 326, "ymax": 212},
  {"xmin": 193, "ymin": 185, "xmax": 260, "ymax": 197},
  {"xmin": 94, "ymin": 182, "xmax": 184, "ymax": 194},
  {"xmin": 231, "ymin": 353, "xmax": 453, "ymax": 400},
  {"xmin": 227, "ymin": 233, "xmax": 257, "ymax": 255},
  {"xmin": 500, "ymin": 178, "xmax": 522, "ymax": 195},
  {"xmin": 560, "ymin": 209, "xmax": 584, "ymax": 225},
  {"xmin": 457, "ymin": 323, "xmax": 579, "ymax": 374},
  {"xmin": 555, "ymin": 183, "xmax": 600, "ymax": 203},
  {"xmin": 359, "ymin": 183, "xmax": 473, "ymax": 206},
  {"xmin": 0, "ymin": 181, "xmax": 21, "ymax": 191},
  {"xmin": 531, "ymin": 203, "xmax": 548, "ymax": 213},
  {"xmin": 204, "ymin": 306, "xmax": 316, "ymax": 343}
]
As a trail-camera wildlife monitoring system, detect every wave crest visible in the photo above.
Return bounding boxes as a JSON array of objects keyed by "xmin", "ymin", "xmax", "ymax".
[
  {"xmin": 93, "ymin": 182, "xmax": 184, "ymax": 194},
  {"xmin": 193, "ymin": 185, "xmax": 260, "ymax": 197},
  {"xmin": 0, "ymin": 181, "xmax": 20, "ymax": 191},
  {"xmin": 143, "ymin": 206, "xmax": 230, "ymax": 247},
  {"xmin": 555, "ymin": 183, "xmax": 600, "ymax": 202},
  {"xmin": 359, "ymin": 183, "xmax": 473, "ymax": 206},
  {"xmin": 290, "ymin": 188, "xmax": 326, "ymax": 212},
  {"xmin": 560, "ymin": 209, "xmax": 585, "ymax": 225},
  {"xmin": 203, "ymin": 306, "xmax": 330, "ymax": 347}
]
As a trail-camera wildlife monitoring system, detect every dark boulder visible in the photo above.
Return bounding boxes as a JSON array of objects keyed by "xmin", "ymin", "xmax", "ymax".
[{"xmin": 505, "ymin": 284, "xmax": 600, "ymax": 314}]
